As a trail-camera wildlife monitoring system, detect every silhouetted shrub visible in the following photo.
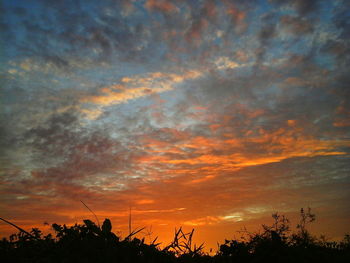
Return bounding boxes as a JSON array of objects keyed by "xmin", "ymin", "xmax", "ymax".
[{"xmin": 1, "ymin": 209, "xmax": 350, "ymax": 262}]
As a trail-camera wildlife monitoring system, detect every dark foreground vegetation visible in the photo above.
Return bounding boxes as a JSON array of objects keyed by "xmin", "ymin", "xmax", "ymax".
[{"xmin": 1, "ymin": 208, "xmax": 349, "ymax": 263}]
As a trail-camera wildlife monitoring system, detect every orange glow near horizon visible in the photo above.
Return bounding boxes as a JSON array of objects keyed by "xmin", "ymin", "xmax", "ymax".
[{"xmin": 1, "ymin": 0, "xmax": 350, "ymax": 253}]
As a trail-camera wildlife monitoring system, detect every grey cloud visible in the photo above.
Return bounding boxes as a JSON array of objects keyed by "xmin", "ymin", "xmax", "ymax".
[
  {"xmin": 270, "ymin": 0, "xmax": 320, "ymax": 15},
  {"xmin": 280, "ymin": 15, "xmax": 314, "ymax": 34},
  {"xmin": 255, "ymin": 13, "xmax": 278, "ymax": 68},
  {"xmin": 3, "ymin": 1, "xmax": 154, "ymax": 66},
  {"xmin": 292, "ymin": 0, "xmax": 319, "ymax": 15}
]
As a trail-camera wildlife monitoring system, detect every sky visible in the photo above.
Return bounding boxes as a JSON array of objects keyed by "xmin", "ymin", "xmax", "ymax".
[{"xmin": 0, "ymin": 0, "xmax": 350, "ymax": 251}]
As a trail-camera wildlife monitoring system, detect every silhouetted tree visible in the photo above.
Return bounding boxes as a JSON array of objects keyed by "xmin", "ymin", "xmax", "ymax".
[{"xmin": 1, "ymin": 208, "xmax": 350, "ymax": 262}]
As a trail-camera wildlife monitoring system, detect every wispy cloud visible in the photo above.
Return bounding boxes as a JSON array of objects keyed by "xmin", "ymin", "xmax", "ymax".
[{"xmin": 79, "ymin": 70, "xmax": 202, "ymax": 119}]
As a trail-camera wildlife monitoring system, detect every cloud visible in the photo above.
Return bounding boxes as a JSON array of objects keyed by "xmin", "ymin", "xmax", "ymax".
[
  {"xmin": 224, "ymin": 1, "xmax": 247, "ymax": 34},
  {"xmin": 280, "ymin": 15, "xmax": 314, "ymax": 34},
  {"xmin": 79, "ymin": 70, "xmax": 202, "ymax": 119},
  {"xmin": 145, "ymin": 0, "xmax": 179, "ymax": 13},
  {"xmin": 214, "ymin": 57, "xmax": 240, "ymax": 70},
  {"xmin": 138, "ymin": 125, "xmax": 349, "ymax": 175},
  {"xmin": 254, "ymin": 13, "xmax": 278, "ymax": 68},
  {"xmin": 270, "ymin": 0, "xmax": 320, "ymax": 15},
  {"xmin": 333, "ymin": 101, "xmax": 350, "ymax": 127},
  {"xmin": 1, "ymin": 0, "xmax": 349, "ymax": 249},
  {"xmin": 185, "ymin": 18, "xmax": 209, "ymax": 44},
  {"xmin": 291, "ymin": 0, "xmax": 320, "ymax": 15}
]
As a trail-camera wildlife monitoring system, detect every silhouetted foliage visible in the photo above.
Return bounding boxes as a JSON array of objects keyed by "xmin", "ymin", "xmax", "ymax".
[
  {"xmin": 217, "ymin": 208, "xmax": 350, "ymax": 263},
  {"xmin": 1, "ymin": 208, "xmax": 349, "ymax": 262}
]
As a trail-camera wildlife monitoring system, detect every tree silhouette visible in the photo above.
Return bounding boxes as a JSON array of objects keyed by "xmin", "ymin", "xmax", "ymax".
[{"xmin": 1, "ymin": 208, "xmax": 350, "ymax": 262}]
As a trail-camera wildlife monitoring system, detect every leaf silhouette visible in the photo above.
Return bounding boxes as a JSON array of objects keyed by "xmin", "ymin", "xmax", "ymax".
[{"xmin": 102, "ymin": 218, "xmax": 112, "ymax": 234}]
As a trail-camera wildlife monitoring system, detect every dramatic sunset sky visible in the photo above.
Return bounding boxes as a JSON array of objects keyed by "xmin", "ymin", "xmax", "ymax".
[{"xmin": 1, "ymin": 0, "xmax": 349, "ymax": 251}]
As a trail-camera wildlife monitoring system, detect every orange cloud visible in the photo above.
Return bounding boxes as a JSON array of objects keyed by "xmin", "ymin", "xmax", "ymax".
[
  {"xmin": 224, "ymin": 1, "xmax": 246, "ymax": 33},
  {"xmin": 79, "ymin": 70, "xmax": 202, "ymax": 119},
  {"xmin": 136, "ymin": 199, "xmax": 155, "ymax": 205},
  {"xmin": 333, "ymin": 120, "xmax": 350, "ymax": 127},
  {"xmin": 227, "ymin": 7, "xmax": 245, "ymax": 23},
  {"xmin": 333, "ymin": 102, "xmax": 350, "ymax": 127},
  {"xmin": 185, "ymin": 18, "xmax": 208, "ymax": 44},
  {"xmin": 132, "ymin": 121, "xmax": 349, "ymax": 188},
  {"xmin": 203, "ymin": 1, "xmax": 217, "ymax": 20},
  {"xmin": 145, "ymin": 0, "xmax": 179, "ymax": 13},
  {"xmin": 280, "ymin": 15, "xmax": 314, "ymax": 34},
  {"xmin": 214, "ymin": 57, "xmax": 240, "ymax": 70}
]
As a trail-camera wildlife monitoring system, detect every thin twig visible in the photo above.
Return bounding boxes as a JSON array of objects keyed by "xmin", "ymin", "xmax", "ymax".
[
  {"xmin": 124, "ymin": 227, "xmax": 146, "ymax": 240},
  {"xmin": 80, "ymin": 200, "xmax": 100, "ymax": 228},
  {"xmin": 0, "ymin": 217, "xmax": 37, "ymax": 239},
  {"xmin": 129, "ymin": 206, "xmax": 132, "ymax": 236}
]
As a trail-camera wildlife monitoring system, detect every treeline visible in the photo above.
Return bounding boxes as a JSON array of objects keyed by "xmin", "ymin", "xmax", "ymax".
[{"xmin": 1, "ymin": 208, "xmax": 349, "ymax": 262}]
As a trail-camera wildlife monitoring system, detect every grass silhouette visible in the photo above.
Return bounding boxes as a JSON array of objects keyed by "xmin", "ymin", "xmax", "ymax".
[{"xmin": 1, "ymin": 208, "xmax": 349, "ymax": 262}]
